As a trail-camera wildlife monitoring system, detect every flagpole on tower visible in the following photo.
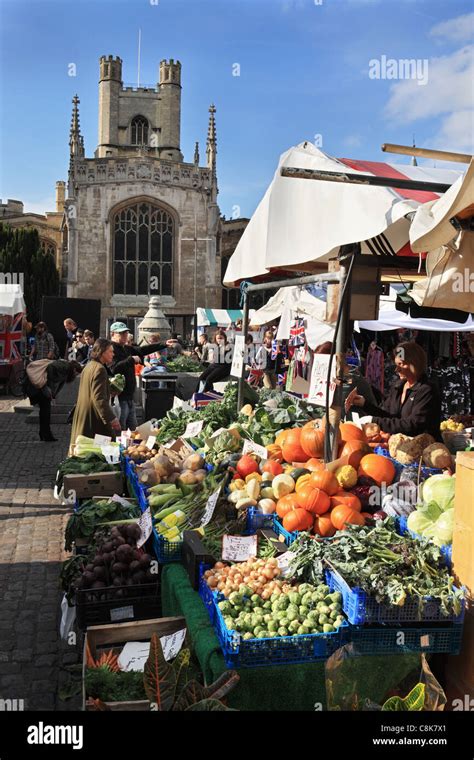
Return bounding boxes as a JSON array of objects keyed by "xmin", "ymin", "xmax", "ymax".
[{"xmin": 137, "ymin": 29, "xmax": 141, "ymax": 87}]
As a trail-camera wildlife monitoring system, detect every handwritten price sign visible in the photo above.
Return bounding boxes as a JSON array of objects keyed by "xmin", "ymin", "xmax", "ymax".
[{"xmin": 222, "ymin": 534, "xmax": 258, "ymax": 562}]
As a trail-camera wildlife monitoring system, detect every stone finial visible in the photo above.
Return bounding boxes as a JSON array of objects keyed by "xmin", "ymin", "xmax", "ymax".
[
  {"xmin": 411, "ymin": 136, "xmax": 418, "ymax": 167},
  {"xmin": 194, "ymin": 141, "xmax": 200, "ymax": 166},
  {"xmin": 69, "ymin": 95, "xmax": 84, "ymax": 161},
  {"xmin": 206, "ymin": 104, "xmax": 217, "ymax": 175}
]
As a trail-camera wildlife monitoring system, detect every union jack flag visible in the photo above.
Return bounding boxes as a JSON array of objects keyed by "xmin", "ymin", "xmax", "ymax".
[
  {"xmin": 289, "ymin": 318, "xmax": 306, "ymax": 347},
  {"xmin": 270, "ymin": 339, "xmax": 280, "ymax": 360},
  {"xmin": 277, "ymin": 371, "xmax": 287, "ymax": 387},
  {"xmin": 0, "ymin": 312, "xmax": 23, "ymax": 362}
]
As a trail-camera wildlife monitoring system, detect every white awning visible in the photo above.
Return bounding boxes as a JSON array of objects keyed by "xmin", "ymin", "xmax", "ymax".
[{"xmin": 0, "ymin": 284, "xmax": 26, "ymax": 316}]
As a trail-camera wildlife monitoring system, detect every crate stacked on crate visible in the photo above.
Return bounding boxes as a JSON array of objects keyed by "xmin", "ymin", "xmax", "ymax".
[{"xmin": 395, "ymin": 515, "xmax": 452, "ymax": 568}]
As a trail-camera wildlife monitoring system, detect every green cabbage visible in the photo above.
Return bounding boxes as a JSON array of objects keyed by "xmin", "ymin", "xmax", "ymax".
[
  {"xmin": 433, "ymin": 509, "xmax": 454, "ymax": 546},
  {"xmin": 421, "ymin": 474, "xmax": 455, "ymax": 512},
  {"xmin": 407, "ymin": 510, "xmax": 436, "ymax": 537}
]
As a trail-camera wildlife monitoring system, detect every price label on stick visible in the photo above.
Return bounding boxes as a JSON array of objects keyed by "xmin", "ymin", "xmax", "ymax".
[
  {"xmin": 94, "ymin": 433, "xmax": 112, "ymax": 445},
  {"xmin": 276, "ymin": 551, "xmax": 296, "ymax": 577},
  {"xmin": 183, "ymin": 420, "xmax": 204, "ymax": 439},
  {"xmin": 146, "ymin": 435, "xmax": 157, "ymax": 451},
  {"xmin": 111, "ymin": 494, "xmax": 134, "ymax": 509},
  {"xmin": 222, "ymin": 534, "xmax": 258, "ymax": 562},
  {"xmin": 242, "ymin": 439, "xmax": 268, "ymax": 460},
  {"xmin": 101, "ymin": 444, "xmax": 120, "ymax": 464},
  {"xmin": 160, "ymin": 629, "xmax": 186, "ymax": 662},
  {"xmin": 137, "ymin": 508, "xmax": 153, "ymax": 548},
  {"xmin": 200, "ymin": 487, "xmax": 221, "ymax": 528}
]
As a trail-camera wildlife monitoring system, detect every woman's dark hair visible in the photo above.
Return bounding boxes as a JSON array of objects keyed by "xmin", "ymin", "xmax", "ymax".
[
  {"xmin": 214, "ymin": 330, "xmax": 227, "ymax": 344},
  {"xmin": 66, "ymin": 360, "xmax": 83, "ymax": 382},
  {"xmin": 314, "ymin": 341, "xmax": 333, "ymax": 354},
  {"xmin": 90, "ymin": 338, "xmax": 113, "ymax": 361},
  {"xmin": 200, "ymin": 333, "xmax": 209, "ymax": 342},
  {"xmin": 84, "ymin": 329, "xmax": 94, "ymax": 339},
  {"xmin": 245, "ymin": 334, "xmax": 253, "ymax": 344},
  {"xmin": 394, "ymin": 341, "xmax": 427, "ymax": 378}
]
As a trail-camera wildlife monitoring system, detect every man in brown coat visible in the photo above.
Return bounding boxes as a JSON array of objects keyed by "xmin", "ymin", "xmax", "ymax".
[{"xmin": 70, "ymin": 339, "xmax": 121, "ymax": 449}]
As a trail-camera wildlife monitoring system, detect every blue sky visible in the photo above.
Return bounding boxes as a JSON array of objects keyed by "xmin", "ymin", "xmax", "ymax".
[{"xmin": 0, "ymin": 0, "xmax": 472, "ymax": 219}]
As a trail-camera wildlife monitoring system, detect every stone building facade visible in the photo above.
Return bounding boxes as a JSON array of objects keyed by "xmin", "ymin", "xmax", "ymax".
[{"xmin": 64, "ymin": 54, "xmax": 222, "ymax": 335}]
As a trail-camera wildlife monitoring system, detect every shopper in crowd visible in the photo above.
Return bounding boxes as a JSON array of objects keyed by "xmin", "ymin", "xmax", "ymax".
[
  {"xmin": 72, "ymin": 329, "xmax": 87, "ymax": 362},
  {"xmin": 255, "ymin": 330, "xmax": 285, "ymax": 389},
  {"xmin": 26, "ymin": 359, "xmax": 83, "ymax": 442},
  {"xmin": 63, "ymin": 318, "xmax": 77, "ymax": 359},
  {"xmin": 197, "ymin": 330, "xmax": 230, "ymax": 392},
  {"xmin": 70, "ymin": 339, "xmax": 121, "ymax": 447},
  {"xmin": 79, "ymin": 330, "xmax": 95, "ymax": 365},
  {"xmin": 143, "ymin": 334, "xmax": 166, "ymax": 367},
  {"xmin": 109, "ymin": 322, "xmax": 168, "ymax": 430},
  {"xmin": 126, "ymin": 333, "xmax": 134, "ymax": 346},
  {"xmin": 345, "ymin": 342, "xmax": 441, "ymax": 438},
  {"xmin": 29, "ymin": 322, "xmax": 55, "ymax": 361},
  {"xmin": 194, "ymin": 333, "xmax": 213, "ymax": 365},
  {"xmin": 166, "ymin": 333, "xmax": 183, "ymax": 358}
]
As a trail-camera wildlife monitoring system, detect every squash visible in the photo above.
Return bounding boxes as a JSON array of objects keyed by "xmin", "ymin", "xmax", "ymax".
[
  {"xmin": 229, "ymin": 478, "xmax": 246, "ymax": 492},
  {"xmin": 246, "ymin": 478, "xmax": 261, "ymax": 501},
  {"xmin": 290, "ymin": 467, "xmax": 310, "ymax": 481},
  {"xmin": 330, "ymin": 491, "xmax": 362, "ymax": 512},
  {"xmin": 281, "ymin": 428, "xmax": 307, "ymax": 464},
  {"xmin": 300, "ymin": 422, "xmax": 325, "ymax": 458},
  {"xmin": 275, "ymin": 430, "xmax": 288, "ymax": 448},
  {"xmin": 282, "ymin": 508, "xmax": 313, "ymax": 533},
  {"xmin": 245, "ymin": 472, "xmax": 262, "ymax": 483},
  {"xmin": 335, "ymin": 464, "xmax": 358, "ymax": 490},
  {"xmin": 305, "ymin": 458, "xmax": 324, "ymax": 472},
  {"xmin": 276, "ymin": 493, "xmax": 300, "ymax": 518},
  {"xmin": 338, "ymin": 440, "xmax": 371, "ymax": 468},
  {"xmin": 296, "ymin": 486, "xmax": 330, "ymax": 515},
  {"xmin": 422, "ymin": 443, "xmax": 452, "ymax": 469},
  {"xmin": 295, "ymin": 473, "xmax": 313, "ymax": 492},
  {"xmin": 236, "ymin": 455, "xmax": 259, "ymax": 479},
  {"xmin": 266, "ymin": 443, "xmax": 284, "ymax": 463},
  {"xmin": 261, "ymin": 486, "xmax": 276, "ymax": 500},
  {"xmin": 309, "ymin": 470, "xmax": 339, "ymax": 496},
  {"xmin": 358, "ymin": 453, "xmax": 395, "ymax": 486},
  {"xmin": 339, "ymin": 422, "xmax": 367, "ymax": 444},
  {"xmin": 272, "ymin": 473, "xmax": 296, "ymax": 499},
  {"xmin": 258, "ymin": 498, "xmax": 276, "ymax": 514},
  {"xmin": 331, "ymin": 504, "xmax": 365, "ymax": 530},
  {"xmin": 313, "ymin": 513, "xmax": 336, "ymax": 537},
  {"xmin": 262, "ymin": 460, "xmax": 284, "ymax": 477}
]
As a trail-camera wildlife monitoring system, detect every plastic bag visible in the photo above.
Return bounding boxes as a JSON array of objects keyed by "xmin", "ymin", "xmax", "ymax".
[
  {"xmin": 325, "ymin": 645, "xmax": 446, "ymax": 711},
  {"xmin": 60, "ymin": 593, "xmax": 76, "ymax": 641}
]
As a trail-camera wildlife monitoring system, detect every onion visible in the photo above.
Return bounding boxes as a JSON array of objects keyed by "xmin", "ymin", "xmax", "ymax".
[
  {"xmin": 208, "ymin": 577, "xmax": 218, "ymax": 588},
  {"xmin": 257, "ymin": 575, "xmax": 266, "ymax": 585},
  {"xmin": 217, "ymin": 581, "xmax": 226, "ymax": 591},
  {"xmin": 263, "ymin": 568, "xmax": 274, "ymax": 580},
  {"xmin": 215, "ymin": 561, "xmax": 225, "ymax": 570},
  {"xmin": 234, "ymin": 574, "xmax": 242, "ymax": 584}
]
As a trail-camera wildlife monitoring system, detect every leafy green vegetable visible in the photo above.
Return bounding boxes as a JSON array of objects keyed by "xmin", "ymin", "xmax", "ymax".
[
  {"xmin": 85, "ymin": 667, "xmax": 147, "ymax": 702},
  {"xmin": 421, "ymin": 474, "xmax": 455, "ymax": 512},
  {"xmin": 166, "ymin": 356, "xmax": 202, "ymax": 372},
  {"xmin": 64, "ymin": 498, "xmax": 140, "ymax": 551}
]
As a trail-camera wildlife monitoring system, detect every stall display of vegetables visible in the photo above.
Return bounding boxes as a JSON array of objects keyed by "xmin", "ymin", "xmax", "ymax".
[
  {"xmin": 72, "ymin": 436, "xmax": 121, "ymax": 458},
  {"xmin": 55, "ymin": 454, "xmax": 121, "ymax": 492},
  {"xmin": 406, "ymin": 474, "xmax": 456, "ymax": 546},
  {"xmin": 135, "ymin": 449, "xmax": 208, "ymax": 488},
  {"xmin": 286, "ymin": 519, "xmax": 464, "ymax": 617},
  {"xmin": 65, "ymin": 497, "xmax": 141, "ymax": 551},
  {"xmin": 165, "ymin": 356, "xmax": 202, "ymax": 372}
]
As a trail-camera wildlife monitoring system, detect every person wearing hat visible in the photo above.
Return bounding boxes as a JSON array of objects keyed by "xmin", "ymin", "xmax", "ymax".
[
  {"xmin": 29, "ymin": 322, "xmax": 56, "ymax": 361},
  {"xmin": 109, "ymin": 322, "xmax": 168, "ymax": 430}
]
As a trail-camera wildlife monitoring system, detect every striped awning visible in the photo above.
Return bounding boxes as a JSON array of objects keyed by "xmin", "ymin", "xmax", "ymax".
[{"xmin": 196, "ymin": 308, "xmax": 255, "ymax": 327}]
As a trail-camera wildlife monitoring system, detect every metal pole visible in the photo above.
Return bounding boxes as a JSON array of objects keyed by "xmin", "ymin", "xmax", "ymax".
[
  {"xmin": 240, "ymin": 271, "xmax": 340, "ymax": 292},
  {"xmin": 280, "ymin": 167, "xmax": 452, "ymax": 194},
  {"xmin": 237, "ymin": 288, "xmax": 249, "ymax": 413},
  {"xmin": 381, "ymin": 143, "xmax": 472, "ymax": 165}
]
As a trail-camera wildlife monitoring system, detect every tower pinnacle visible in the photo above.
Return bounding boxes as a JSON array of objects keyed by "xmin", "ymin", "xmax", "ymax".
[
  {"xmin": 206, "ymin": 104, "xmax": 217, "ymax": 175},
  {"xmin": 69, "ymin": 95, "xmax": 85, "ymax": 162}
]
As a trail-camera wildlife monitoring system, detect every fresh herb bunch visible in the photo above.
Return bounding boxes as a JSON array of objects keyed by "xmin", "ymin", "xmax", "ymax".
[
  {"xmin": 85, "ymin": 668, "xmax": 147, "ymax": 702},
  {"xmin": 287, "ymin": 519, "xmax": 464, "ymax": 617}
]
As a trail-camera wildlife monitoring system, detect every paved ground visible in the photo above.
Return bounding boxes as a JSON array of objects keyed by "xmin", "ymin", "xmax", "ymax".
[{"xmin": 0, "ymin": 400, "xmax": 81, "ymax": 711}]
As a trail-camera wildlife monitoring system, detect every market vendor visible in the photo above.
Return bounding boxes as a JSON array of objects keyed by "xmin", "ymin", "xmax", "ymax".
[{"xmin": 345, "ymin": 342, "xmax": 441, "ymax": 439}]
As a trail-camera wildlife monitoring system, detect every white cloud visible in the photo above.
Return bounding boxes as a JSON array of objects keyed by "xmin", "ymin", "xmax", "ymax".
[
  {"xmin": 428, "ymin": 110, "xmax": 474, "ymax": 154},
  {"xmin": 430, "ymin": 12, "xmax": 474, "ymax": 44},
  {"xmin": 343, "ymin": 135, "xmax": 363, "ymax": 148}
]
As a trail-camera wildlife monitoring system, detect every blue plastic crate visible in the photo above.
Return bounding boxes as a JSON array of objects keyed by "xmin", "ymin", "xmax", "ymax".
[
  {"xmin": 325, "ymin": 567, "xmax": 465, "ymax": 625},
  {"xmin": 395, "ymin": 515, "xmax": 452, "ymax": 568},
  {"xmin": 373, "ymin": 446, "xmax": 442, "ymax": 482},
  {"xmin": 245, "ymin": 508, "xmax": 298, "ymax": 546},
  {"xmin": 348, "ymin": 623, "xmax": 463, "ymax": 656},
  {"xmin": 199, "ymin": 566, "xmax": 349, "ymax": 668},
  {"xmin": 151, "ymin": 525, "xmax": 183, "ymax": 564}
]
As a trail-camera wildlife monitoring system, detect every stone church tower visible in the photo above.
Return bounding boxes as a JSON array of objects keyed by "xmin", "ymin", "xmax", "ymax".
[{"xmin": 64, "ymin": 54, "xmax": 221, "ymax": 335}]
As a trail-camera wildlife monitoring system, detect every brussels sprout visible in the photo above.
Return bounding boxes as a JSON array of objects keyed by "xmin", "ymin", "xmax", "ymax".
[
  {"xmin": 218, "ymin": 601, "xmax": 232, "ymax": 614},
  {"xmin": 286, "ymin": 609, "xmax": 298, "ymax": 622},
  {"xmin": 271, "ymin": 601, "xmax": 280, "ymax": 613},
  {"xmin": 330, "ymin": 610, "xmax": 340, "ymax": 621},
  {"xmin": 254, "ymin": 626, "xmax": 264, "ymax": 636},
  {"xmin": 268, "ymin": 620, "xmax": 279, "ymax": 632},
  {"xmin": 277, "ymin": 596, "xmax": 290, "ymax": 611},
  {"xmin": 263, "ymin": 601, "xmax": 272, "ymax": 610},
  {"xmin": 268, "ymin": 631, "xmax": 279, "ymax": 638},
  {"xmin": 288, "ymin": 592, "xmax": 301, "ymax": 606},
  {"xmin": 299, "ymin": 605, "xmax": 309, "ymax": 617},
  {"xmin": 229, "ymin": 592, "xmax": 243, "ymax": 606},
  {"xmin": 297, "ymin": 625, "xmax": 306, "ymax": 635},
  {"xmin": 250, "ymin": 594, "xmax": 260, "ymax": 604},
  {"xmin": 308, "ymin": 610, "xmax": 319, "ymax": 622},
  {"xmin": 301, "ymin": 592, "xmax": 313, "ymax": 606},
  {"xmin": 287, "ymin": 604, "xmax": 299, "ymax": 615},
  {"xmin": 319, "ymin": 614, "xmax": 329, "ymax": 625},
  {"xmin": 257, "ymin": 630, "xmax": 268, "ymax": 639},
  {"xmin": 224, "ymin": 616, "xmax": 234, "ymax": 629},
  {"xmin": 298, "ymin": 584, "xmax": 314, "ymax": 595},
  {"xmin": 318, "ymin": 584, "xmax": 330, "ymax": 594},
  {"xmin": 278, "ymin": 627, "xmax": 289, "ymax": 637},
  {"xmin": 288, "ymin": 620, "xmax": 300, "ymax": 634},
  {"xmin": 323, "ymin": 624, "xmax": 335, "ymax": 633},
  {"xmin": 243, "ymin": 632, "xmax": 254, "ymax": 640}
]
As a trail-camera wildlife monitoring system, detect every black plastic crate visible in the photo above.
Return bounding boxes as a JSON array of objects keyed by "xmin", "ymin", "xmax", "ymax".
[
  {"xmin": 75, "ymin": 580, "xmax": 161, "ymax": 630},
  {"xmin": 182, "ymin": 531, "xmax": 217, "ymax": 590}
]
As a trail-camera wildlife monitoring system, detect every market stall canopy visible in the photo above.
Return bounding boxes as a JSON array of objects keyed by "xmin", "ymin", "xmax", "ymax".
[
  {"xmin": 223, "ymin": 143, "xmax": 463, "ymax": 286},
  {"xmin": 0, "ymin": 284, "xmax": 26, "ymax": 316},
  {"xmin": 196, "ymin": 307, "xmax": 255, "ymax": 327}
]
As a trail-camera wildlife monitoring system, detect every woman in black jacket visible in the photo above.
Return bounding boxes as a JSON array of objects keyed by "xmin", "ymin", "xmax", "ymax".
[
  {"xmin": 197, "ymin": 331, "xmax": 231, "ymax": 392},
  {"xmin": 345, "ymin": 342, "xmax": 440, "ymax": 439}
]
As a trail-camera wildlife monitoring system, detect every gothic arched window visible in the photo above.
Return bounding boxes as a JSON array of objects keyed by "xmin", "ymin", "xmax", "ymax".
[
  {"xmin": 113, "ymin": 202, "xmax": 174, "ymax": 296},
  {"xmin": 131, "ymin": 116, "xmax": 149, "ymax": 146},
  {"xmin": 40, "ymin": 239, "xmax": 56, "ymax": 259}
]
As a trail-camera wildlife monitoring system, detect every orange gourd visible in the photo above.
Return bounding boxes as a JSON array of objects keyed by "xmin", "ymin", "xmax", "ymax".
[
  {"xmin": 295, "ymin": 473, "xmax": 312, "ymax": 492},
  {"xmin": 339, "ymin": 422, "xmax": 367, "ymax": 444},
  {"xmin": 338, "ymin": 440, "xmax": 371, "ymax": 468},
  {"xmin": 313, "ymin": 512, "xmax": 336, "ymax": 537},
  {"xmin": 262, "ymin": 460, "xmax": 284, "ymax": 476},
  {"xmin": 330, "ymin": 491, "xmax": 362, "ymax": 512},
  {"xmin": 296, "ymin": 486, "xmax": 330, "ymax": 515},
  {"xmin": 282, "ymin": 508, "xmax": 313, "ymax": 533},
  {"xmin": 358, "ymin": 453, "xmax": 395, "ymax": 486},
  {"xmin": 309, "ymin": 470, "xmax": 339, "ymax": 496},
  {"xmin": 305, "ymin": 458, "xmax": 324, "ymax": 472},
  {"xmin": 331, "ymin": 504, "xmax": 365, "ymax": 530},
  {"xmin": 275, "ymin": 430, "xmax": 288, "ymax": 448},
  {"xmin": 281, "ymin": 428, "xmax": 307, "ymax": 464},
  {"xmin": 266, "ymin": 444, "xmax": 284, "ymax": 463},
  {"xmin": 276, "ymin": 493, "xmax": 299, "ymax": 519},
  {"xmin": 300, "ymin": 422, "xmax": 325, "ymax": 458}
]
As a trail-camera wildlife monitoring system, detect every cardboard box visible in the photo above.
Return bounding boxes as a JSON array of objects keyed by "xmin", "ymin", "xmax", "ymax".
[
  {"xmin": 452, "ymin": 452, "xmax": 474, "ymax": 600},
  {"xmin": 83, "ymin": 616, "xmax": 186, "ymax": 711},
  {"xmin": 63, "ymin": 470, "xmax": 124, "ymax": 500}
]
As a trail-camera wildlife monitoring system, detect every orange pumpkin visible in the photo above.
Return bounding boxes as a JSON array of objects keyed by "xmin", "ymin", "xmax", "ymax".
[
  {"xmin": 358, "ymin": 453, "xmax": 395, "ymax": 486},
  {"xmin": 266, "ymin": 444, "xmax": 283, "ymax": 463},
  {"xmin": 281, "ymin": 428, "xmax": 307, "ymax": 464},
  {"xmin": 305, "ymin": 458, "xmax": 324, "ymax": 472},
  {"xmin": 262, "ymin": 460, "xmax": 284, "ymax": 476},
  {"xmin": 330, "ymin": 491, "xmax": 362, "ymax": 512},
  {"xmin": 309, "ymin": 470, "xmax": 339, "ymax": 496},
  {"xmin": 296, "ymin": 486, "xmax": 330, "ymax": 515},
  {"xmin": 331, "ymin": 504, "xmax": 365, "ymax": 530},
  {"xmin": 276, "ymin": 493, "xmax": 299, "ymax": 519},
  {"xmin": 295, "ymin": 473, "xmax": 312, "ymax": 492},
  {"xmin": 282, "ymin": 508, "xmax": 313, "ymax": 533},
  {"xmin": 313, "ymin": 512, "xmax": 336, "ymax": 537},
  {"xmin": 300, "ymin": 422, "xmax": 325, "ymax": 459},
  {"xmin": 338, "ymin": 440, "xmax": 371, "ymax": 468},
  {"xmin": 339, "ymin": 422, "xmax": 367, "ymax": 444}
]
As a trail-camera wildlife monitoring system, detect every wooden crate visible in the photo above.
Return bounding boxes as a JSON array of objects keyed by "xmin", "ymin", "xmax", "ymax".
[
  {"xmin": 83, "ymin": 616, "xmax": 186, "ymax": 711},
  {"xmin": 452, "ymin": 452, "xmax": 474, "ymax": 599}
]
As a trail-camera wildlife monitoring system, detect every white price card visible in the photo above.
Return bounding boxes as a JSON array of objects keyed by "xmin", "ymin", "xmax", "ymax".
[
  {"xmin": 183, "ymin": 420, "xmax": 204, "ymax": 439},
  {"xmin": 146, "ymin": 435, "xmax": 157, "ymax": 450},
  {"xmin": 222, "ymin": 534, "xmax": 258, "ymax": 562},
  {"xmin": 110, "ymin": 605, "xmax": 134, "ymax": 622},
  {"xmin": 164, "ymin": 439, "xmax": 176, "ymax": 449},
  {"xmin": 230, "ymin": 334, "xmax": 245, "ymax": 379},
  {"xmin": 276, "ymin": 551, "xmax": 296, "ymax": 577},
  {"xmin": 111, "ymin": 494, "xmax": 134, "ymax": 509},
  {"xmin": 119, "ymin": 432, "xmax": 131, "ymax": 447},
  {"xmin": 94, "ymin": 433, "xmax": 112, "ymax": 445},
  {"xmin": 308, "ymin": 354, "xmax": 337, "ymax": 407},
  {"xmin": 200, "ymin": 487, "xmax": 221, "ymax": 528},
  {"xmin": 160, "ymin": 629, "xmax": 186, "ymax": 662},
  {"xmin": 420, "ymin": 634, "xmax": 431, "ymax": 648},
  {"xmin": 118, "ymin": 641, "xmax": 152, "ymax": 672},
  {"xmin": 242, "ymin": 439, "xmax": 268, "ymax": 460},
  {"xmin": 137, "ymin": 507, "xmax": 153, "ymax": 548},
  {"xmin": 101, "ymin": 444, "xmax": 121, "ymax": 464}
]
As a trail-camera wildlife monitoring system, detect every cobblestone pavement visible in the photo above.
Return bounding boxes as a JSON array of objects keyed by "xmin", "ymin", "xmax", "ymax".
[{"xmin": 0, "ymin": 402, "xmax": 81, "ymax": 711}]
